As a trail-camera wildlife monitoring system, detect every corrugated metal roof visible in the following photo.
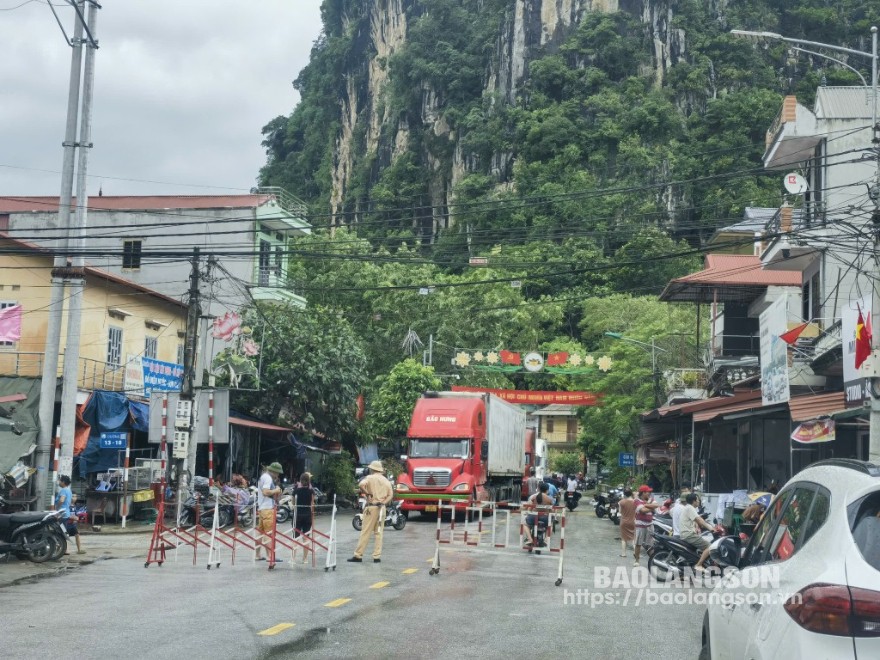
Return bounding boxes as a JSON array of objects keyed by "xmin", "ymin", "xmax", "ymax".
[
  {"xmin": 814, "ymin": 86, "xmax": 876, "ymax": 119},
  {"xmin": 788, "ymin": 391, "xmax": 845, "ymax": 422},
  {"xmin": 660, "ymin": 254, "xmax": 802, "ymax": 303},
  {"xmin": 641, "ymin": 390, "xmax": 762, "ymax": 421},
  {"xmin": 692, "ymin": 399, "xmax": 767, "ymax": 422},
  {"xmin": 0, "ymin": 195, "xmax": 274, "ymax": 214}
]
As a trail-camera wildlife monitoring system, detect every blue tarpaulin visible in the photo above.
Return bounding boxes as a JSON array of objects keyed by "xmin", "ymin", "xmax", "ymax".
[{"xmin": 78, "ymin": 391, "xmax": 148, "ymax": 475}]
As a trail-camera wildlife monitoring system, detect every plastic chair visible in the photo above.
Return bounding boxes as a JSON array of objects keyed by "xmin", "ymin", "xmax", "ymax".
[{"xmin": 91, "ymin": 498, "xmax": 108, "ymax": 527}]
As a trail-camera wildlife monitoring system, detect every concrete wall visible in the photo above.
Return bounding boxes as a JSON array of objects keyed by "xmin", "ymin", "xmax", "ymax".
[{"xmin": 0, "ymin": 247, "xmax": 186, "ymax": 376}]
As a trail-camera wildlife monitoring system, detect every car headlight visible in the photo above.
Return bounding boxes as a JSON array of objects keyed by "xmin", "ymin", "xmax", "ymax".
[
  {"xmin": 452, "ymin": 482, "xmax": 471, "ymax": 492},
  {"xmin": 395, "ymin": 483, "xmax": 410, "ymax": 492}
]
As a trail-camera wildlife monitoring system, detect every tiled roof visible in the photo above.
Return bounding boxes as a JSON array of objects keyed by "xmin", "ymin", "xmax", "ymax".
[
  {"xmin": 660, "ymin": 254, "xmax": 802, "ymax": 303},
  {"xmin": 0, "ymin": 194, "xmax": 275, "ymax": 214}
]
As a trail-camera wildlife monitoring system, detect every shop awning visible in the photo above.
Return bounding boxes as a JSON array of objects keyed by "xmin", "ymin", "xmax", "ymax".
[
  {"xmin": 229, "ymin": 416, "xmax": 292, "ymax": 433},
  {"xmin": 788, "ymin": 391, "xmax": 845, "ymax": 422},
  {"xmin": 693, "ymin": 398, "xmax": 769, "ymax": 422},
  {"xmin": 659, "ymin": 254, "xmax": 802, "ymax": 304},
  {"xmin": 642, "ymin": 390, "xmax": 762, "ymax": 421}
]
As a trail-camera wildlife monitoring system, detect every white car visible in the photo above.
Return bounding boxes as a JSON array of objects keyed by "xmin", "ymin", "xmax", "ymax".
[{"xmin": 700, "ymin": 459, "xmax": 880, "ymax": 659}]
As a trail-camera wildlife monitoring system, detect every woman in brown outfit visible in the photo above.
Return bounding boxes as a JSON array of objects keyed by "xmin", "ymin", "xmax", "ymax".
[{"xmin": 617, "ymin": 488, "xmax": 636, "ymax": 557}]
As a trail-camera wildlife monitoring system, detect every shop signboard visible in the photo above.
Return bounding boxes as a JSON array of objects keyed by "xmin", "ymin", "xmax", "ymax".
[{"xmin": 760, "ymin": 295, "xmax": 790, "ymax": 406}]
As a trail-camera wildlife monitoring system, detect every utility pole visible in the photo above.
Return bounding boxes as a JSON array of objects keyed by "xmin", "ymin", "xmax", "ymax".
[
  {"xmin": 58, "ymin": 0, "xmax": 99, "ymax": 486},
  {"xmin": 868, "ymin": 27, "xmax": 880, "ymax": 466},
  {"xmin": 35, "ymin": 2, "xmax": 86, "ymax": 509},
  {"xmin": 186, "ymin": 254, "xmax": 215, "ymax": 477},
  {"xmin": 178, "ymin": 248, "xmax": 201, "ymax": 490}
]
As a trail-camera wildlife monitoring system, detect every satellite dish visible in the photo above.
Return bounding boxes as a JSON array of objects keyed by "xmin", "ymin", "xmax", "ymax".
[{"xmin": 783, "ymin": 173, "xmax": 808, "ymax": 195}]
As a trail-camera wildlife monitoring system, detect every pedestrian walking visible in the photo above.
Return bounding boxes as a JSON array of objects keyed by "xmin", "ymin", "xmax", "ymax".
[
  {"xmin": 617, "ymin": 488, "xmax": 636, "ymax": 557},
  {"xmin": 254, "ymin": 462, "xmax": 283, "ymax": 562},
  {"xmin": 632, "ymin": 485, "xmax": 658, "ymax": 566},
  {"xmin": 55, "ymin": 475, "xmax": 85, "ymax": 555},
  {"xmin": 348, "ymin": 460, "xmax": 393, "ymax": 563}
]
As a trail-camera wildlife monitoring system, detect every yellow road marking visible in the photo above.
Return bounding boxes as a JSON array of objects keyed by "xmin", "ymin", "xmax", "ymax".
[
  {"xmin": 258, "ymin": 623, "xmax": 295, "ymax": 636},
  {"xmin": 324, "ymin": 597, "xmax": 352, "ymax": 608},
  {"xmin": 402, "ymin": 568, "xmax": 418, "ymax": 574},
  {"xmin": 370, "ymin": 581, "xmax": 389, "ymax": 589},
  {"xmin": 426, "ymin": 558, "xmax": 434, "ymax": 563}
]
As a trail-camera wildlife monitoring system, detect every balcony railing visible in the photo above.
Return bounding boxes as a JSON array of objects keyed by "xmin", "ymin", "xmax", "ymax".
[
  {"xmin": 665, "ymin": 368, "xmax": 708, "ymax": 392},
  {"xmin": 255, "ymin": 186, "xmax": 308, "ymax": 218},
  {"xmin": 711, "ymin": 334, "xmax": 760, "ymax": 358},
  {"xmin": 0, "ymin": 351, "xmax": 127, "ymax": 391}
]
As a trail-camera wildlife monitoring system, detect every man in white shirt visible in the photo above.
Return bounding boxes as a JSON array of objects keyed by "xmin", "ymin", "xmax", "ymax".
[
  {"xmin": 671, "ymin": 482, "xmax": 692, "ymax": 536},
  {"xmin": 680, "ymin": 493, "xmax": 715, "ymax": 570},
  {"xmin": 255, "ymin": 462, "xmax": 283, "ymax": 561}
]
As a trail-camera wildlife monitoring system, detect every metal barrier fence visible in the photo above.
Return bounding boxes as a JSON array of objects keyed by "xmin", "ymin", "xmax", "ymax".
[{"xmin": 429, "ymin": 500, "xmax": 566, "ymax": 586}]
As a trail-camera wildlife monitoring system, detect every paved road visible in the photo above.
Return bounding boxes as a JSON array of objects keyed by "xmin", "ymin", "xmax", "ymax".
[{"xmin": 2, "ymin": 506, "xmax": 705, "ymax": 659}]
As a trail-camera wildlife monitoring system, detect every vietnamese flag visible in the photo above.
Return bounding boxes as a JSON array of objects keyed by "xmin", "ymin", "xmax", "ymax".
[
  {"xmin": 779, "ymin": 322, "xmax": 810, "ymax": 345},
  {"xmin": 856, "ymin": 306, "xmax": 872, "ymax": 369},
  {"xmin": 499, "ymin": 350, "xmax": 521, "ymax": 365},
  {"xmin": 546, "ymin": 351, "xmax": 569, "ymax": 366}
]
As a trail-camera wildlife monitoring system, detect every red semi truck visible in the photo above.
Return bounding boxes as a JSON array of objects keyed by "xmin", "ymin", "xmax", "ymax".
[{"xmin": 396, "ymin": 391, "xmax": 527, "ymax": 513}]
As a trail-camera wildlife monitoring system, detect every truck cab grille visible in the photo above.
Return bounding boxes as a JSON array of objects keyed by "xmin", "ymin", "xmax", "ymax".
[{"xmin": 413, "ymin": 469, "xmax": 452, "ymax": 487}]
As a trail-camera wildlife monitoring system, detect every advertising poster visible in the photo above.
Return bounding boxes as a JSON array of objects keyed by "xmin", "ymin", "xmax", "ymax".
[{"xmin": 760, "ymin": 295, "xmax": 790, "ymax": 406}]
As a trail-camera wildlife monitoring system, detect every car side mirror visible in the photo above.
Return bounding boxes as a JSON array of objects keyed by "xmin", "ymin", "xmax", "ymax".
[{"xmin": 481, "ymin": 441, "xmax": 489, "ymax": 461}]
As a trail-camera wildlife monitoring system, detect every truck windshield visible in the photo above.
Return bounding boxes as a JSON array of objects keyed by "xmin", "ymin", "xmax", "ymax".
[{"xmin": 409, "ymin": 439, "xmax": 469, "ymax": 459}]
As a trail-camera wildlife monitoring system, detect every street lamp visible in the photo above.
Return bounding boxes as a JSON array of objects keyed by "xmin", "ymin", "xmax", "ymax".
[
  {"xmin": 731, "ymin": 27, "xmax": 880, "ymax": 464},
  {"xmin": 604, "ymin": 332, "xmax": 668, "ymax": 406},
  {"xmin": 730, "ymin": 27, "xmax": 878, "ymax": 173}
]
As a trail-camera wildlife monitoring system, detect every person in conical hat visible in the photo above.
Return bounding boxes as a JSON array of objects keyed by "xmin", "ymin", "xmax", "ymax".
[{"xmin": 348, "ymin": 460, "xmax": 393, "ymax": 563}]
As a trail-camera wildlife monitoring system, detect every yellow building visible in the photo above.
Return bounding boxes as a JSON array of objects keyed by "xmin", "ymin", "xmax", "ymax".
[
  {"xmin": 532, "ymin": 404, "xmax": 579, "ymax": 451},
  {"xmin": 0, "ymin": 236, "xmax": 187, "ymax": 391}
]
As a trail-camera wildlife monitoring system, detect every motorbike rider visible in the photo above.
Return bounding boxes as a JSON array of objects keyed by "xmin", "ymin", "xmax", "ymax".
[
  {"xmin": 524, "ymin": 482, "xmax": 554, "ymax": 548},
  {"xmin": 565, "ymin": 474, "xmax": 581, "ymax": 507},
  {"xmin": 670, "ymin": 481, "xmax": 693, "ymax": 536},
  {"xmin": 680, "ymin": 493, "xmax": 715, "ymax": 571},
  {"xmin": 55, "ymin": 475, "xmax": 84, "ymax": 555},
  {"xmin": 543, "ymin": 477, "xmax": 559, "ymax": 505},
  {"xmin": 526, "ymin": 468, "xmax": 539, "ymax": 498}
]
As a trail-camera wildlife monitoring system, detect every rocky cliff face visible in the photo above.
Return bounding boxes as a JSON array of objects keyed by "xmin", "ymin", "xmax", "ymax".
[{"xmin": 327, "ymin": 0, "xmax": 706, "ymax": 230}]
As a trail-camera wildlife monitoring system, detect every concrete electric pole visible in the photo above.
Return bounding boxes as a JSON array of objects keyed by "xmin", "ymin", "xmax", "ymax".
[{"xmin": 35, "ymin": 0, "xmax": 100, "ymax": 508}]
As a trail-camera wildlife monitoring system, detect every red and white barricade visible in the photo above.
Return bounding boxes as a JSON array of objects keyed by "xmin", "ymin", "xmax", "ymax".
[
  {"xmin": 264, "ymin": 496, "xmax": 338, "ymax": 571},
  {"xmin": 429, "ymin": 499, "xmax": 566, "ymax": 585}
]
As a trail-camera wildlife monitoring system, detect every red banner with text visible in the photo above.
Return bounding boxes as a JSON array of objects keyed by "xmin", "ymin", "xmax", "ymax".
[{"xmin": 451, "ymin": 386, "xmax": 600, "ymax": 406}]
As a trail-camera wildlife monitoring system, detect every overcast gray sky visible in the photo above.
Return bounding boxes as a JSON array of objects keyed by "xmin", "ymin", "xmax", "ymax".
[{"xmin": 0, "ymin": 0, "xmax": 323, "ymax": 197}]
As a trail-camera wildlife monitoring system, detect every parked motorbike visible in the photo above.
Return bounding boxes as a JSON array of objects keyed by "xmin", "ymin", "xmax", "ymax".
[
  {"xmin": 177, "ymin": 491, "xmax": 220, "ymax": 528},
  {"xmin": 606, "ymin": 488, "xmax": 622, "ymax": 524},
  {"xmin": 352, "ymin": 498, "xmax": 406, "ymax": 531},
  {"xmin": 0, "ymin": 502, "xmax": 66, "ymax": 563},
  {"xmin": 648, "ymin": 525, "xmax": 724, "ymax": 582},
  {"xmin": 594, "ymin": 492, "xmax": 610, "ymax": 519}
]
